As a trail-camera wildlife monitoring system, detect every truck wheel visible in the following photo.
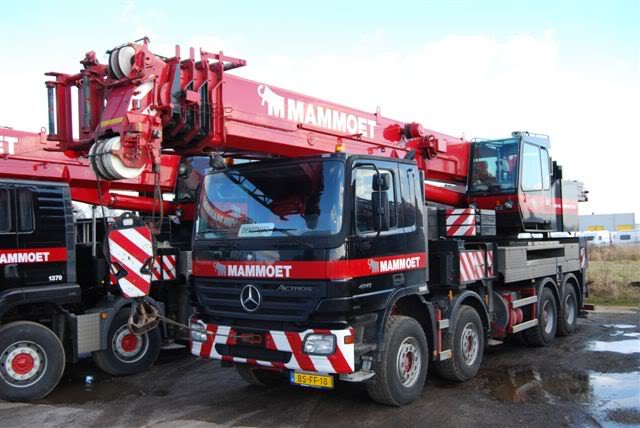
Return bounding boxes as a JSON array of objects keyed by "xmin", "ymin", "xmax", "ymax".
[
  {"xmin": 434, "ymin": 305, "xmax": 484, "ymax": 382},
  {"xmin": 235, "ymin": 364, "xmax": 286, "ymax": 386},
  {"xmin": 365, "ymin": 315, "xmax": 428, "ymax": 406},
  {"xmin": 0, "ymin": 321, "xmax": 65, "ymax": 401},
  {"xmin": 557, "ymin": 284, "xmax": 578, "ymax": 337},
  {"xmin": 525, "ymin": 287, "xmax": 557, "ymax": 346},
  {"xmin": 92, "ymin": 309, "xmax": 161, "ymax": 376}
]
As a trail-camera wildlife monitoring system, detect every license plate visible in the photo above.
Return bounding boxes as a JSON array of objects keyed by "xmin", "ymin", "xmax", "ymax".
[{"xmin": 290, "ymin": 371, "xmax": 334, "ymax": 389}]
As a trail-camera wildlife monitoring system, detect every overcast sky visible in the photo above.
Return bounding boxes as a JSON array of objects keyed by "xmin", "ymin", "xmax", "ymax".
[{"xmin": 1, "ymin": 0, "xmax": 638, "ymax": 219}]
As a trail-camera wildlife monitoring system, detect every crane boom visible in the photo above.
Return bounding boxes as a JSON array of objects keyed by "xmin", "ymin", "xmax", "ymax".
[{"xmin": 44, "ymin": 40, "xmax": 470, "ymax": 206}]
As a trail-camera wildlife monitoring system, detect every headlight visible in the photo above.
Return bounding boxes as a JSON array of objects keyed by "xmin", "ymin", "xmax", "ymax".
[
  {"xmin": 303, "ymin": 334, "xmax": 336, "ymax": 355},
  {"xmin": 190, "ymin": 322, "xmax": 207, "ymax": 343},
  {"xmin": 504, "ymin": 200, "xmax": 514, "ymax": 209}
]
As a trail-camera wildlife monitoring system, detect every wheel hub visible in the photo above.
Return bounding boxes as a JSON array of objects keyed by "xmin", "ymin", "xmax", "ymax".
[
  {"xmin": 1, "ymin": 342, "xmax": 46, "ymax": 385},
  {"xmin": 543, "ymin": 301, "xmax": 555, "ymax": 334},
  {"xmin": 120, "ymin": 334, "xmax": 139, "ymax": 353},
  {"xmin": 11, "ymin": 353, "xmax": 35, "ymax": 375},
  {"xmin": 565, "ymin": 294, "xmax": 576, "ymax": 325},
  {"xmin": 461, "ymin": 323, "xmax": 479, "ymax": 366},
  {"xmin": 112, "ymin": 325, "xmax": 147, "ymax": 363},
  {"xmin": 396, "ymin": 337, "xmax": 421, "ymax": 388}
]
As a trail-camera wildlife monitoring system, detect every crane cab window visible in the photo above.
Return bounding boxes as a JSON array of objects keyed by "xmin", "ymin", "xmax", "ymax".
[
  {"xmin": 469, "ymin": 138, "xmax": 519, "ymax": 193},
  {"xmin": 354, "ymin": 168, "xmax": 397, "ymax": 233},
  {"xmin": 522, "ymin": 143, "xmax": 550, "ymax": 192}
]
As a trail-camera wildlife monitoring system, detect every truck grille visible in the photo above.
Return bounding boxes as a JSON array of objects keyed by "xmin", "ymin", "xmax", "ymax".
[{"xmin": 193, "ymin": 278, "xmax": 326, "ymax": 322}]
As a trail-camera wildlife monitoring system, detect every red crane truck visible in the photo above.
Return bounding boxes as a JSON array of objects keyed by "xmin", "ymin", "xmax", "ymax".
[
  {"xmin": 0, "ymin": 40, "xmax": 587, "ymax": 405},
  {"xmin": 0, "ymin": 126, "xmax": 208, "ymax": 401}
]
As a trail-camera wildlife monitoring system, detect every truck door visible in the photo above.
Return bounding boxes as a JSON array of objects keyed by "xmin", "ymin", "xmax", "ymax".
[
  {"xmin": 0, "ymin": 185, "xmax": 19, "ymax": 289},
  {"xmin": 519, "ymin": 142, "xmax": 553, "ymax": 230},
  {"xmin": 349, "ymin": 159, "xmax": 406, "ymax": 296},
  {"xmin": 15, "ymin": 184, "xmax": 68, "ymax": 287},
  {"xmin": 398, "ymin": 163, "xmax": 427, "ymax": 289}
]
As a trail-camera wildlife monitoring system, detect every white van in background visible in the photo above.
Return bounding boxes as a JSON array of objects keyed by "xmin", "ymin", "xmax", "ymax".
[
  {"xmin": 611, "ymin": 230, "xmax": 640, "ymax": 246},
  {"xmin": 581, "ymin": 230, "xmax": 612, "ymax": 246}
]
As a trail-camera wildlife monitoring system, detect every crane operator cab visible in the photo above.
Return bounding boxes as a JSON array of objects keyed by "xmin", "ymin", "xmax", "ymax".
[{"xmin": 467, "ymin": 132, "xmax": 581, "ymax": 236}]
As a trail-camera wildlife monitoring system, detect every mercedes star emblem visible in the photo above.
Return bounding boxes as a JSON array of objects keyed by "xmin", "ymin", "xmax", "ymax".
[{"xmin": 240, "ymin": 284, "xmax": 261, "ymax": 312}]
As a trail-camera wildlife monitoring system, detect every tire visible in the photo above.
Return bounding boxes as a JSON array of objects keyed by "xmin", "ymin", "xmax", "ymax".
[
  {"xmin": 0, "ymin": 321, "xmax": 65, "ymax": 401},
  {"xmin": 557, "ymin": 283, "xmax": 578, "ymax": 337},
  {"xmin": 525, "ymin": 287, "xmax": 557, "ymax": 346},
  {"xmin": 235, "ymin": 364, "xmax": 286, "ymax": 386},
  {"xmin": 365, "ymin": 315, "xmax": 428, "ymax": 406},
  {"xmin": 434, "ymin": 305, "xmax": 484, "ymax": 382},
  {"xmin": 92, "ymin": 308, "xmax": 161, "ymax": 376}
]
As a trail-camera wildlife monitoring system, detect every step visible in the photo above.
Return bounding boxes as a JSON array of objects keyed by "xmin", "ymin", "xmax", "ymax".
[
  {"xmin": 511, "ymin": 319, "xmax": 538, "ymax": 333},
  {"xmin": 340, "ymin": 371, "xmax": 375, "ymax": 383}
]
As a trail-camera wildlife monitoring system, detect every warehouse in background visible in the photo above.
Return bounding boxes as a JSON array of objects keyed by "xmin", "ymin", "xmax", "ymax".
[{"xmin": 579, "ymin": 213, "xmax": 639, "ymax": 246}]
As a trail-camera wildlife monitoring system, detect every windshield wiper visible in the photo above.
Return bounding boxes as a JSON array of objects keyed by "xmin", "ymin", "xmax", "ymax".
[
  {"xmin": 271, "ymin": 228, "xmax": 314, "ymax": 249},
  {"xmin": 194, "ymin": 231, "xmax": 241, "ymax": 248}
]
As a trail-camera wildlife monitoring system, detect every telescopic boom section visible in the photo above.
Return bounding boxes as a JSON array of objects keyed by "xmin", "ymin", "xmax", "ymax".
[
  {"xmin": 0, "ymin": 128, "xmax": 179, "ymax": 213},
  {"xmin": 44, "ymin": 40, "xmax": 470, "ymax": 206}
]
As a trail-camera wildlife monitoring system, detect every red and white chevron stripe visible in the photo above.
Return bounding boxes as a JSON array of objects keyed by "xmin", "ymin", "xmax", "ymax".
[
  {"xmin": 108, "ymin": 226, "xmax": 153, "ymax": 298},
  {"xmin": 190, "ymin": 321, "xmax": 355, "ymax": 375},
  {"xmin": 446, "ymin": 208, "xmax": 477, "ymax": 237},
  {"xmin": 487, "ymin": 250, "xmax": 494, "ymax": 277},
  {"xmin": 460, "ymin": 250, "xmax": 488, "ymax": 283},
  {"xmin": 152, "ymin": 254, "xmax": 177, "ymax": 281}
]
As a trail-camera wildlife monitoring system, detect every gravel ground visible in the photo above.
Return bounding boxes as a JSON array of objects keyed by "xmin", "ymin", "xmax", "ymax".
[{"xmin": 1, "ymin": 307, "xmax": 638, "ymax": 428}]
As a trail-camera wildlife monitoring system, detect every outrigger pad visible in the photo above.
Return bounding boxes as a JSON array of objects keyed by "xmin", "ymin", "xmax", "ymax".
[{"xmin": 106, "ymin": 212, "xmax": 155, "ymax": 298}]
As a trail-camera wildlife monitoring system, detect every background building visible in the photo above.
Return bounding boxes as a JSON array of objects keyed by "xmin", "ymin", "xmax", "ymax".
[{"xmin": 579, "ymin": 213, "xmax": 636, "ymax": 232}]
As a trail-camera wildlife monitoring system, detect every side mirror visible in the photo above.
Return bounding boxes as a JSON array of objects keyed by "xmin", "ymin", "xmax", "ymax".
[
  {"xmin": 372, "ymin": 173, "xmax": 390, "ymax": 191},
  {"xmin": 372, "ymin": 190, "xmax": 390, "ymax": 231},
  {"xmin": 552, "ymin": 161, "xmax": 562, "ymax": 180},
  {"xmin": 210, "ymin": 154, "xmax": 227, "ymax": 170}
]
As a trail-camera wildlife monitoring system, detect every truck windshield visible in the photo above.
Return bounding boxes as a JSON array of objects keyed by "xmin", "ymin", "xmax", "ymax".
[
  {"xmin": 195, "ymin": 160, "xmax": 344, "ymax": 239},
  {"xmin": 469, "ymin": 138, "xmax": 519, "ymax": 193}
]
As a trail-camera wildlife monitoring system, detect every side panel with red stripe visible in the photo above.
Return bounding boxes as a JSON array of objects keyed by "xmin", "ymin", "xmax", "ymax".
[
  {"xmin": 190, "ymin": 320, "xmax": 355, "ymax": 375},
  {"xmin": 0, "ymin": 247, "xmax": 67, "ymax": 264},
  {"xmin": 192, "ymin": 252, "xmax": 427, "ymax": 281}
]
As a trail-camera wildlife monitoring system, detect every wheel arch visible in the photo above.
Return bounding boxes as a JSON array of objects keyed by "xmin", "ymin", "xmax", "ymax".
[
  {"xmin": 536, "ymin": 276, "xmax": 560, "ymax": 310},
  {"xmin": 376, "ymin": 289, "xmax": 436, "ymax": 358},
  {"xmin": 448, "ymin": 291, "xmax": 490, "ymax": 341},
  {"xmin": 90, "ymin": 296, "xmax": 164, "ymax": 350},
  {"xmin": 0, "ymin": 302, "xmax": 64, "ymax": 325}
]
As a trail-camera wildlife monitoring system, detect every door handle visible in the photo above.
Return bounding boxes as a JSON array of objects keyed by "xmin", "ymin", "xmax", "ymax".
[
  {"xmin": 392, "ymin": 273, "xmax": 405, "ymax": 286},
  {"xmin": 4, "ymin": 264, "xmax": 18, "ymax": 279}
]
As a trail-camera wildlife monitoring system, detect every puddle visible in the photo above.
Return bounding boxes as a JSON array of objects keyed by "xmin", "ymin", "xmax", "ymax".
[
  {"xmin": 603, "ymin": 324, "xmax": 637, "ymax": 330},
  {"xmin": 480, "ymin": 367, "xmax": 590, "ymax": 404},
  {"xmin": 587, "ymin": 325, "xmax": 640, "ymax": 354},
  {"xmin": 588, "ymin": 340, "xmax": 640, "ymax": 354},
  {"xmin": 43, "ymin": 376, "xmax": 149, "ymax": 405},
  {"xmin": 481, "ymin": 368, "xmax": 640, "ymax": 426},
  {"xmin": 41, "ymin": 360, "xmax": 168, "ymax": 405}
]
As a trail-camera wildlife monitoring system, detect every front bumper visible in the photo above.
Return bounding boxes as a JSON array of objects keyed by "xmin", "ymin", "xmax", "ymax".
[{"xmin": 190, "ymin": 319, "xmax": 355, "ymax": 374}]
